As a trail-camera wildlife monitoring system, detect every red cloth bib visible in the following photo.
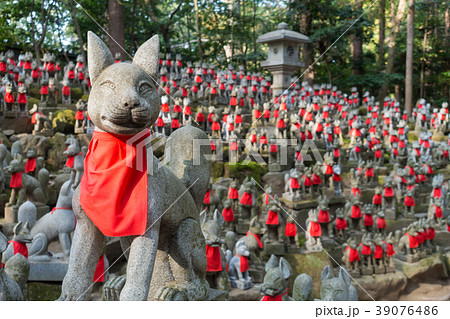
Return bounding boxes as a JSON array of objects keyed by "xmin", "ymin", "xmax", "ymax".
[
  {"xmin": 203, "ymin": 190, "xmax": 212, "ymax": 204},
  {"xmin": 262, "ymin": 290, "xmax": 288, "ymax": 301},
  {"xmin": 285, "ymin": 222, "xmax": 296, "ymax": 237},
  {"xmin": 434, "ymin": 205, "xmax": 443, "ymax": 218},
  {"xmin": 386, "ymin": 243, "xmax": 395, "ymax": 256},
  {"xmin": 240, "ymin": 192, "xmax": 253, "ymax": 206},
  {"xmin": 408, "ymin": 234, "xmax": 418, "ymax": 248},
  {"xmin": 228, "ymin": 187, "xmax": 239, "ymax": 199},
  {"xmin": 238, "ymin": 255, "xmax": 249, "ymax": 272},
  {"xmin": 351, "ymin": 205, "xmax": 361, "ymax": 218},
  {"xmin": 384, "ymin": 187, "xmax": 394, "ymax": 197},
  {"xmin": 247, "ymin": 231, "xmax": 263, "ymax": 248},
  {"xmin": 75, "ymin": 111, "xmax": 85, "ymax": 120},
  {"xmin": 428, "ymin": 228, "xmax": 435, "ymax": 240},
  {"xmin": 373, "ymin": 194, "xmax": 382, "ymax": 205},
  {"xmin": 206, "ymin": 245, "xmax": 222, "ymax": 272},
  {"xmin": 290, "ymin": 178, "xmax": 300, "ymax": 189},
  {"xmin": 374, "ymin": 245, "xmax": 383, "ymax": 259},
  {"xmin": 345, "ymin": 246, "xmax": 360, "ymax": 262},
  {"xmin": 336, "ymin": 218, "xmax": 347, "ymax": 230},
  {"xmin": 266, "ymin": 210, "xmax": 279, "ymax": 225},
  {"xmin": 318, "ymin": 210, "xmax": 329, "ymax": 223},
  {"xmin": 433, "ymin": 188, "xmax": 441, "ymax": 198},
  {"xmin": 93, "ymin": 254, "xmax": 105, "ymax": 282},
  {"xmin": 404, "ymin": 196, "xmax": 415, "ymax": 207},
  {"xmin": 80, "ymin": 130, "xmax": 149, "ymax": 237},
  {"xmin": 309, "ymin": 221, "xmax": 321, "ymax": 237},
  {"xmin": 222, "ymin": 207, "xmax": 234, "ymax": 222},
  {"xmin": 9, "ymin": 240, "xmax": 28, "ymax": 258},
  {"xmin": 25, "ymin": 157, "xmax": 36, "ymax": 173},
  {"xmin": 364, "ymin": 214, "xmax": 373, "ymax": 226},
  {"xmin": 377, "ymin": 217, "xmax": 386, "ymax": 229},
  {"xmin": 360, "ymin": 244, "xmax": 372, "ymax": 255},
  {"xmin": 10, "ymin": 172, "xmax": 22, "ymax": 188}
]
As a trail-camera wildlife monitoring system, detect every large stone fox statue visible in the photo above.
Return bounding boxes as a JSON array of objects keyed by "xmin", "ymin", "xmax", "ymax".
[{"xmin": 59, "ymin": 32, "xmax": 211, "ymax": 301}]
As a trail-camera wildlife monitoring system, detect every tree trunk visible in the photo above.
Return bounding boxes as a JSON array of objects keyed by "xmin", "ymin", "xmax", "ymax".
[
  {"xmin": 129, "ymin": 0, "xmax": 138, "ymax": 54},
  {"xmin": 68, "ymin": 0, "xmax": 86, "ymax": 64},
  {"xmin": 299, "ymin": 4, "xmax": 314, "ymax": 84},
  {"xmin": 108, "ymin": 0, "xmax": 126, "ymax": 60},
  {"xmin": 193, "ymin": 0, "xmax": 204, "ymax": 63},
  {"xmin": 378, "ymin": 0, "xmax": 408, "ymax": 103},
  {"xmin": 351, "ymin": 0, "xmax": 363, "ymax": 81},
  {"xmin": 378, "ymin": 0, "xmax": 386, "ymax": 68},
  {"xmin": 404, "ymin": 0, "xmax": 414, "ymax": 115},
  {"xmin": 420, "ymin": 1, "xmax": 430, "ymax": 99}
]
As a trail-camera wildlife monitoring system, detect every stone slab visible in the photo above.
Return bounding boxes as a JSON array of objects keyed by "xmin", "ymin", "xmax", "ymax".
[{"xmin": 28, "ymin": 260, "xmax": 69, "ymax": 281}]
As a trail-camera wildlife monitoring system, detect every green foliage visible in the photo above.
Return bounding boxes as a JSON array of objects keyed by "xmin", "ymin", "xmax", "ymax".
[{"xmin": 225, "ymin": 160, "xmax": 268, "ymax": 184}]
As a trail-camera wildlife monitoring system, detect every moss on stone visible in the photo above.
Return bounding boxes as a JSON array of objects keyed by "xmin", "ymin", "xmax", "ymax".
[
  {"xmin": 27, "ymin": 282, "xmax": 61, "ymax": 301},
  {"xmin": 284, "ymin": 251, "xmax": 332, "ymax": 299},
  {"xmin": 212, "ymin": 162, "xmax": 224, "ymax": 180},
  {"xmin": 224, "ymin": 161, "xmax": 268, "ymax": 184},
  {"xmin": 52, "ymin": 109, "xmax": 75, "ymax": 133}
]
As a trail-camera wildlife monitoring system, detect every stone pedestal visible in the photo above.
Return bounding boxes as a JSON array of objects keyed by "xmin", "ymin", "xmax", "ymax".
[
  {"xmin": 286, "ymin": 246, "xmax": 302, "ymax": 254},
  {"xmin": 4, "ymin": 205, "xmax": 18, "ymax": 223},
  {"xmin": 395, "ymin": 253, "xmax": 420, "ymax": 263},
  {"xmin": 249, "ymin": 268, "xmax": 265, "ymax": 283},
  {"xmin": 374, "ymin": 265, "xmax": 386, "ymax": 275},
  {"xmin": 4, "ymin": 110, "xmax": 17, "ymax": 118},
  {"xmin": 268, "ymin": 163, "xmax": 281, "ymax": 172},
  {"xmin": 385, "ymin": 208, "xmax": 397, "ymax": 220},
  {"xmin": 361, "ymin": 267, "xmax": 373, "ymax": 276},
  {"xmin": 263, "ymin": 242, "xmax": 286, "ymax": 255},
  {"xmin": 230, "ymin": 279, "xmax": 252, "ymax": 290},
  {"xmin": 28, "ymin": 259, "xmax": 69, "ymax": 281}
]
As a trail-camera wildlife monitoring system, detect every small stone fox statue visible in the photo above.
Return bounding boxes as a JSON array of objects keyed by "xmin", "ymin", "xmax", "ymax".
[
  {"xmin": 60, "ymin": 32, "xmax": 211, "ymax": 301},
  {"xmin": 319, "ymin": 265, "xmax": 358, "ymax": 301},
  {"xmin": 3, "ymin": 221, "xmax": 33, "ymax": 262},
  {"xmin": 63, "ymin": 141, "xmax": 84, "ymax": 189},
  {"xmin": 0, "ymin": 231, "xmax": 26, "ymax": 300},
  {"xmin": 255, "ymin": 254, "xmax": 293, "ymax": 301},
  {"xmin": 200, "ymin": 209, "xmax": 229, "ymax": 293}
]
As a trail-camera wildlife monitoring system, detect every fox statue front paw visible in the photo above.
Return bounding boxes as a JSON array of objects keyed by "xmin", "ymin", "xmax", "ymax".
[
  {"xmin": 103, "ymin": 275, "xmax": 126, "ymax": 301},
  {"xmin": 156, "ymin": 283, "xmax": 188, "ymax": 301}
]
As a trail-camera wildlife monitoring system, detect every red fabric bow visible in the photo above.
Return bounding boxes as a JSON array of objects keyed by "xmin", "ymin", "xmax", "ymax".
[
  {"xmin": 285, "ymin": 222, "xmax": 296, "ymax": 237},
  {"xmin": 336, "ymin": 218, "xmax": 347, "ymax": 230},
  {"xmin": 345, "ymin": 246, "xmax": 360, "ymax": 262},
  {"xmin": 240, "ymin": 192, "xmax": 253, "ymax": 206},
  {"xmin": 261, "ymin": 289, "xmax": 289, "ymax": 301},
  {"xmin": 246, "ymin": 231, "xmax": 263, "ymax": 248},
  {"xmin": 309, "ymin": 221, "xmax": 321, "ymax": 237},
  {"xmin": 9, "ymin": 240, "xmax": 28, "ymax": 258},
  {"xmin": 222, "ymin": 207, "xmax": 234, "ymax": 222},
  {"xmin": 266, "ymin": 210, "xmax": 279, "ymax": 225},
  {"xmin": 237, "ymin": 255, "xmax": 249, "ymax": 273}
]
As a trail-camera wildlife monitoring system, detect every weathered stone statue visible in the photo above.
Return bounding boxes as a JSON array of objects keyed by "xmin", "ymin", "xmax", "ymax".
[
  {"xmin": 227, "ymin": 241, "xmax": 252, "ymax": 290},
  {"xmin": 320, "ymin": 265, "xmax": 358, "ymax": 301},
  {"xmin": 59, "ymin": 32, "xmax": 212, "ymax": 301},
  {"xmin": 256, "ymin": 255, "xmax": 292, "ymax": 301},
  {"xmin": 0, "ymin": 231, "xmax": 25, "ymax": 301}
]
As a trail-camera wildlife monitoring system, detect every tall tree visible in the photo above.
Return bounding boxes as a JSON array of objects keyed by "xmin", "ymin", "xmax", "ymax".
[
  {"xmin": 30, "ymin": 0, "xmax": 55, "ymax": 67},
  {"xmin": 299, "ymin": 1, "xmax": 314, "ymax": 84},
  {"xmin": 378, "ymin": 0, "xmax": 408, "ymax": 103},
  {"xmin": 108, "ymin": 0, "xmax": 126, "ymax": 60},
  {"xmin": 193, "ymin": 0, "xmax": 204, "ymax": 62}
]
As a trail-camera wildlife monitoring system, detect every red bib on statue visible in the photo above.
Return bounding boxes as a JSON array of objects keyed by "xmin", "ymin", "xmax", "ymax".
[
  {"xmin": 206, "ymin": 245, "xmax": 222, "ymax": 272},
  {"xmin": 80, "ymin": 130, "xmax": 149, "ymax": 237}
]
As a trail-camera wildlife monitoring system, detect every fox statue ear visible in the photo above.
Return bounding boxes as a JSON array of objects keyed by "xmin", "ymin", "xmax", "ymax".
[
  {"xmin": 133, "ymin": 35, "xmax": 159, "ymax": 80},
  {"xmin": 87, "ymin": 31, "xmax": 114, "ymax": 84}
]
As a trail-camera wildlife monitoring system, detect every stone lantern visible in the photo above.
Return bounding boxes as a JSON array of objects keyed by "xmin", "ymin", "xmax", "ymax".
[{"xmin": 257, "ymin": 22, "xmax": 309, "ymax": 95}]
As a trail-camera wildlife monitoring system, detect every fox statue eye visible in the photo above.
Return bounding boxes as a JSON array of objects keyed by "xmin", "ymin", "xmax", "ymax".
[
  {"xmin": 139, "ymin": 82, "xmax": 153, "ymax": 95},
  {"xmin": 101, "ymin": 80, "xmax": 116, "ymax": 90}
]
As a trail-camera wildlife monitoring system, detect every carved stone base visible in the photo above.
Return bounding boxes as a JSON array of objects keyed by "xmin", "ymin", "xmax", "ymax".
[
  {"xmin": 386, "ymin": 266, "xmax": 396, "ymax": 273},
  {"xmin": 230, "ymin": 279, "xmax": 253, "ymax": 290},
  {"xmin": 282, "ymin": 192, "xmax": 302, "ymax": 203},
  {"xmin": 205, "ymin": 288, "xmax": 228, "ymax": 301},
  {"xmin": 28, "ymin": 259, "xmax": 69, "ymax": 281},
  {"xmin": 374, "ymin": 265, "xmax": 386, "ymax": 274},
  {"xmin": 4, "ymin": 111, "xmax": 17, "ymax": 118},
  {"xmin": 346, "ymin": 269, "xmax": 360, "ymax": 278},
  {"xmin": 263, "ymin": 242, "xmax": 286, "ymax": 255},
  {"xmin": 249, "ymin": 268, "xmax": 265, "ymax": 283},
  {"xmin": 268, "ymin": 163, "xmax": 281, "ymax": 172},
  {"xmin": 286, "ymin": 246, "xmax": 302, "ymax": 254},
  {"xmin": 74, "ymin": 127, "xmax": 85, "ymax": 134},
  {"xmin": 361, "ymin": 267, "xmax": 374, "ymax": 275},
  {"xmin": 305, "ymin": 243, "xmax": 322, "ymax": 253},
  {"xmin": 384, "ymin": 208, "xmax": 397, "ymax": 220},
  {"xmin": 4, "ymin": 205, "xmax": 18, "ymax": 223},
  {"xmin": 395, "ymin": 253, "xmax": 420, "ymax": 263}
]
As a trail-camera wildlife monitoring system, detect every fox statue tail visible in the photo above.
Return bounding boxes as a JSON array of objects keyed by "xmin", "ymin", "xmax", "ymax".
[{"xmin": 164, "ymin": 125, "xmax": 211, "ymax": 211}]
